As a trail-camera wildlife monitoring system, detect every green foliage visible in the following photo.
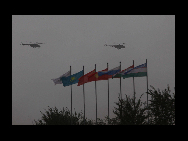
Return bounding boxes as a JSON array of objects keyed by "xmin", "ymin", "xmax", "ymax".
[
  {"xmin": 34, "ymin": 106, "xmax": 83, "ymax": 125},
  {"xmin": 110, "ymin": 93, "xmax": 148, "ymax": 125},
  {"xmin": 34, "ymin": 106, "xmax": 98, "ymax": 125},
  {"xmin": 34, "ymin": 85, "xmax": 175, "ymax": 125},
  {"xmin": 147, "ymin": 85, "xmax": 175, "ymax": 125}
]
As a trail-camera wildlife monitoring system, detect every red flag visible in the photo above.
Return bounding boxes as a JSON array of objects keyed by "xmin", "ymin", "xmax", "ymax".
[
  {"xmin": 77, "ymin": 69, "xmax": 95, "ymax": 86},
  {"xmin": 88, "ymin": 68, "xmax": 112, "ymax": 82}
]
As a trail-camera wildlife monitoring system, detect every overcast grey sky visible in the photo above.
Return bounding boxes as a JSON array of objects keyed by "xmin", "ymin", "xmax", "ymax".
[{"xmin": 12, "ymin": 15, "xmax": 175, "ymax": 125}]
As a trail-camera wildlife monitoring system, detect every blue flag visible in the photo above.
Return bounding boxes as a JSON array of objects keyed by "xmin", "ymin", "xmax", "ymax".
[{"xmin": 61, "ymin": 70, "xmax": 83, "ymax": 87}]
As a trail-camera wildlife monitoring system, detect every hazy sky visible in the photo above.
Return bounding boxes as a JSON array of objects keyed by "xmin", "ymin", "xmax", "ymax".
[{"xmin": 12, "ymin": 15, "xmax": 175, "ymax": 125}]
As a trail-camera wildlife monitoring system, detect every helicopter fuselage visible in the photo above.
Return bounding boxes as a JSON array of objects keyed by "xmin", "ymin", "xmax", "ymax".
[
  {"xmin": 21, "ymin": 43, "xmax": 43, "ymax": 48},
  {"xmin": 104, "ymin": 44, "xmax": 125, "ymax": 49}
]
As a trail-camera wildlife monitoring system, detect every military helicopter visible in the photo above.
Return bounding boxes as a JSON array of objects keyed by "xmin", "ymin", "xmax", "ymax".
[
  {"xmin": 104, "ymin": 43, "xmax": 125, "ymax": 50},
  {"xmin": 20, "ymin": 42, "xmax": 44, "ymax": 48}
]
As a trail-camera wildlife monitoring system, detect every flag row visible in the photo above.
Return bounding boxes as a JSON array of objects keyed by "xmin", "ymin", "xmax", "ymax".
[{"xmin": 51, "ymin": 62, "xmax": 147, "ymax": 87}]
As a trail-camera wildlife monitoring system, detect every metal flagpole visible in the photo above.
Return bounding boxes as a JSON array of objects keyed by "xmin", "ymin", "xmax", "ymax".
[
  {"xmin": 95, "ymin": 64, "xmax": 97, "ymax": 125},
  {"xmin": 133, "ymin": 60, "xmax": 136, "ymax": 110},
  {"xmin": 146, "ymin": 59, "xmax": 149, "ymax": 123},
  {"xmin": 83, "ymin": 65, "xmax": 85, "ymax": 124},
  {"xmin": 107, "ymin": 63, "xmax": 109, "ymax": 124},
  {"xmin": 120, "ymin": 62, "xmax": 122, "ymax": 100},
  {"xmin": 119, "ymin": 61, "xmax": 122, "ymax": 124},
  {"xmin": 70, "ymin": 65, "xmax": 72, "ymax": 125}
]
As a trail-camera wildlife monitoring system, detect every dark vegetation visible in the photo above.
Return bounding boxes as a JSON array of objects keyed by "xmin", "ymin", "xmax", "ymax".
[{"xmin": 34, "ymin": 85, "xmax": 175, "ymax": 125}]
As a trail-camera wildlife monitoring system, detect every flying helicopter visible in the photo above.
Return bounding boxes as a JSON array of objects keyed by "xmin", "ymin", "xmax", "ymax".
[
  {"xmin": 20, "ymin": 42, "xmax": 44, "ymax": 48},
  {"xmin": 104, "ymin": 43, "xmax": 125, "ymax": 50}
]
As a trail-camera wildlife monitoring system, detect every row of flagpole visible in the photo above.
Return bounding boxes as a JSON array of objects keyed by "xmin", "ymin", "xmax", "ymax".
[{"xmin": 67, "ymin": 59, "xmax": 148, "ymax": 125}]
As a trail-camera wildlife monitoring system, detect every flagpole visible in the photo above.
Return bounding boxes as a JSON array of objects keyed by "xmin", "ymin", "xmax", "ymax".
[
  {"xmin": 95, "ymin": 64, "xmax": 97, "ymax": 125},
  {"xmin": 120, "ymin": 62, "xmax": 122, "ymax": 100},
  {"xmin": 119, "ymin": 61, "xmax": 123, "ymax": 124},
  {"xmin": 133, "ymin": 60, "xmax": 136, "ymax": 110},
  {"xmin": 146, "ymin": 59, "xmax": 149, "ymax": 124},
  {"xmin": 83, "ymin": 65, "xmax": 85, "ymax": 124},
  {"xmin": 70, "ymin": 65, "xmax": 72, "ymax": 125},
  {"xmin": 107, "ymin": 63, "xmax": 109, "ymax": 124}
]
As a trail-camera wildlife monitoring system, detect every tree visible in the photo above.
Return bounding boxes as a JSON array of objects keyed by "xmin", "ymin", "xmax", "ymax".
[
  {"xmin": 109, "ymin": 94, "xmax": 148, "ymax": 125},
  {"xmin": 147, "ymin": 85, "xmax": 175, "ymax": 125},
  {"xmin": 34, "ymin": 85, "xmax": 175, "ymax": 125},
  {"xmin": 34, "ymin": 106, "xmax": 106, "ymax": 125},
  {"xmin": 34, "ymin": 106, "xmax": 85, "ymax": 125}
]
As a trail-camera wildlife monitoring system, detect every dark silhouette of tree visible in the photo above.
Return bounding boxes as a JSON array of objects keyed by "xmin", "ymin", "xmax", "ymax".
[
  {"xmin": 34, "ymin": 106, "xmax": 84, "ymax": 125},
  {"xmin": 34, "ymin": 85, "xmax": 175, "ymax": 125},
  {"xmin": 109, "ymin": 94, "xmax": 148, "ymax": 125},
  {"xmin": 147, "ymin": 85, "xmax": 175, "ymax": 125},
  {"xmin": 35, "ymin": 107, "xmax": 70, "ymax": 125},
  {"xmin": 34, "ymin": 106, "xmax": 97, "ymax": 125}
]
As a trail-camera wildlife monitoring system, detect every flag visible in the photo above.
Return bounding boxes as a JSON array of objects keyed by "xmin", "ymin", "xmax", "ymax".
[
  {"xmin": 88, "ymin": 68, "xmax": 111, "ymax": 82},
  {"xmin": 112, "ymin": 65, "xmax": 134, "ymax": 78},
  {"xmin": 51, "ymin": 71, "xmax": 70, "ymax": 85},
  {"xmin": 98, "ymin": 66, "xmax": 121, "ymax": 76},
  {"xmin": 122, "ymin": 63, "xmax": 147, "ymax": 79},
  {"xmin": 77, "ymin": 69, "xmax": 95, "ymax": 86},
  {"xmin": 61, "ymin": 70, "xmax": 83, "ymax": 87}
]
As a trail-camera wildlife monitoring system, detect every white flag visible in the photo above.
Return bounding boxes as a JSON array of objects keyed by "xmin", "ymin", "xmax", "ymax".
[{"xmin": 51, "ymin": 71, "xmax": 70, "ymax": 85}]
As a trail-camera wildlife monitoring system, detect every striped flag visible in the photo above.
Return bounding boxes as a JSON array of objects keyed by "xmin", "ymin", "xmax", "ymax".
[
  {"xmin": 113, "ymin": 65, "xmax": 134, "ymax": 78},
  {"xmin": 122, "ymin": 63, "xmax": 147, "ymax": 79},
  {"xmin": 98, "ymin": 66, "xmax": 120, "ymax": 76},
  {"xmin": 87, "ymin": 68, "xmax": 110, "ymax": 82},
  {"xmin": 51, "ymin": 71, "xmax": 70, "ymax": 85}
]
